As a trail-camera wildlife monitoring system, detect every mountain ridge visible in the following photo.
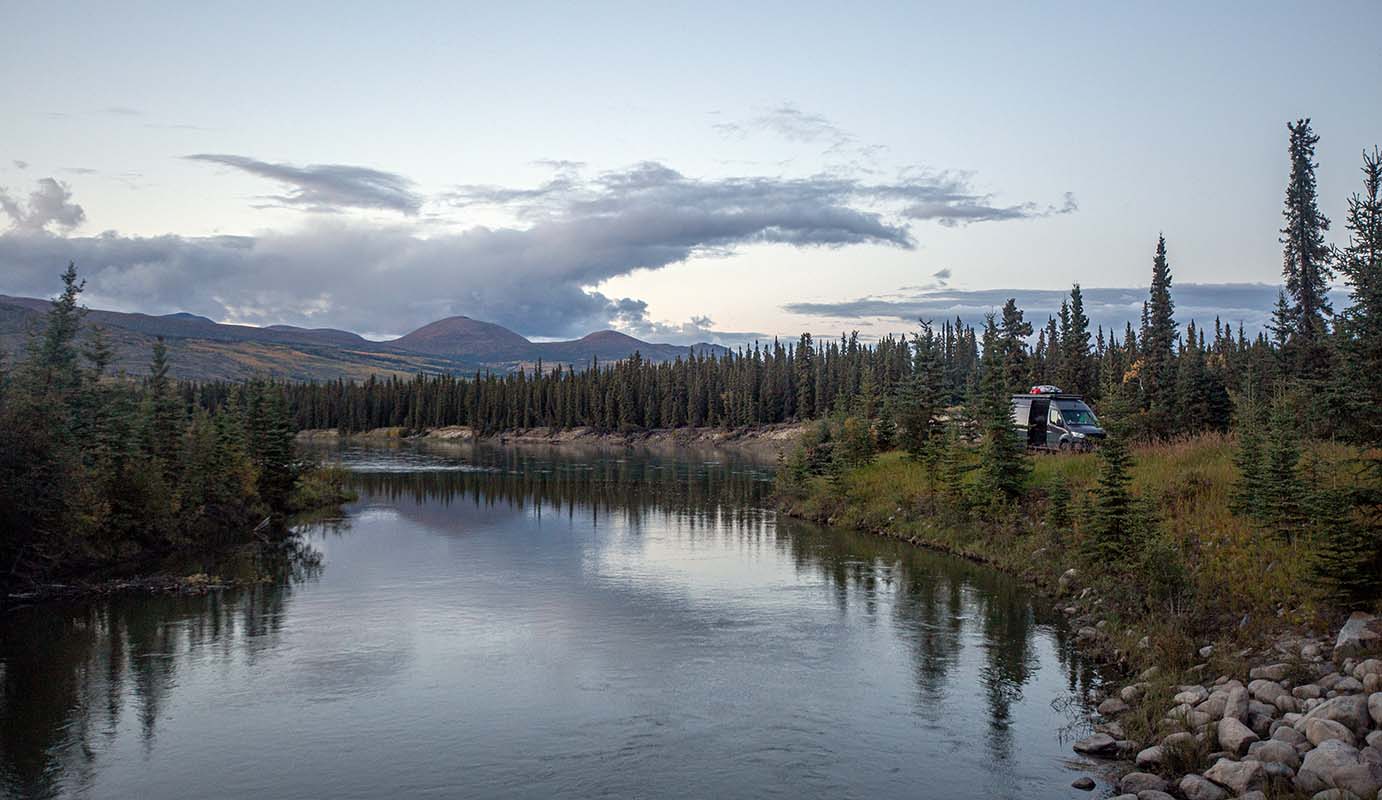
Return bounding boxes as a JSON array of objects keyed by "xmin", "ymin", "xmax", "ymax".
[{"xmin": 0, "ymin": 295, "xmax": 728, "ymax": 381}]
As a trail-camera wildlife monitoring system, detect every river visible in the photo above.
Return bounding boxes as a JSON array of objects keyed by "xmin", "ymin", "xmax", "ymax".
[{"xmin": 0, "ymin": 442, "xmax": 1106, "ymax": 799}]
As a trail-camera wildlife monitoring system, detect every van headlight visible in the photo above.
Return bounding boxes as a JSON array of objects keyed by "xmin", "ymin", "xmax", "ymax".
[{"xmin": 1071, "ymin": 431, "xmax": 1085, "ymax": 439}]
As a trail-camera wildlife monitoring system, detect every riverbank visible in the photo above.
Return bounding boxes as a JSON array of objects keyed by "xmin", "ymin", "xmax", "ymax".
[
  {"xmin": 2, "ymin": 464, "xmax": 355, "ymax": 609},
  {"xmin": 296, "ymin": 422, "xmax": 806, "ymax": 455},
  {"xmin": 775, "ymin": 434, "xmax": 1382, "ymax": 797}
]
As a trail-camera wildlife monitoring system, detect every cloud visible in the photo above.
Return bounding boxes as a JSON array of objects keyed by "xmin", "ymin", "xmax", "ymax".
[
  {"xmin": 607, "ymin": 299, "xmax": 768, "ymax": 346},
  {"xmin": 185, "ymin": 154, "xmax": 422, "ymax": 214},
  {"xmin": 783, "ymin": 283, "xmax": 1351, "ymax": 338},
  {"xmin": 904, "ymin": 191, "xmax": 1078, "ymax": 227},
  {"xmin": 0, "ymin": 159, "xmax": 1072, "ymax": 340},
  {"xmin": 100, "ymin": 105, "xmax": 143, "ymax": 116},
  {"xmin": 12, "ymin": 160, "xmax": 28, "ymax": 170},
  {"xmin": 0, "ymin": 178, "xmax": 86, "ymax": 233}
]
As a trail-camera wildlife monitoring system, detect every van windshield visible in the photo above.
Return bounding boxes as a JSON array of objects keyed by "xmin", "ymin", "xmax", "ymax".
[{"xmin": 1057, "ymin": 403, "xmax": 1099, "ymax": 426}]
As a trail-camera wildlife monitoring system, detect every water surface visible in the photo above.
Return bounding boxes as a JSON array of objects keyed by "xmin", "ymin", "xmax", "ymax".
[{"xmin": 1, "ymin": 442, "xmax": 1103, "ymax": 799}]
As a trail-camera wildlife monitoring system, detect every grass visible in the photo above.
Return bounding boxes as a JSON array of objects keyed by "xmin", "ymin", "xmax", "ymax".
[{"xmin": 777, "ymin": 433, "xmax": 1374, "ymax": 677}]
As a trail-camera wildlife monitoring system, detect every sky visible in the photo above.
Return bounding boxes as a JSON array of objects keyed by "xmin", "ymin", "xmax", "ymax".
[{"xmin": 1, "ymin": 1, "xmax": 1379, "ymax": 344}]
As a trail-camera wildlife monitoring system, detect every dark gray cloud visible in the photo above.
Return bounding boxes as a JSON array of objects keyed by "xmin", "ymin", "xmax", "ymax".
[
  {"xmin": 903, "ymin": 191, "xmax": 1078, "ymax": 227},
  {"xmin": 186, "ymin": 154, "xmax": 422, "ymax": 214},
  {"xmin": 0, "ymin": 178, "xmax": 86, "ymax": 233},
  {"xmin": 607, "ymin": 299, "xmax": 768, "ymax": 346},
  {"xmin": 784, "ymin": 283, "xmax": 1352, "ymax": 339}
]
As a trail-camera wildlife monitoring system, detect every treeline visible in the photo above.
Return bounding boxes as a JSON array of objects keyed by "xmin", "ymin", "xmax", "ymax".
[
  {"xmin": 0, "ymin": 266, "xmax": 332, "ymax": 588},
  {"xmin": 782, "ymin": 121, "xmax": 1382, "ymax": 607}
]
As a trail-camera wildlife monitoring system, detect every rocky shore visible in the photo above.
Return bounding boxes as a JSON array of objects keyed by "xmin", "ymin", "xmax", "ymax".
[
  {"xmin": 297, "ymin": 422, "xmax": 805, "ymax": 455},
  {"xmin": 1069, "ymin": 602, "xmax": 1382, "ymax": 800}
]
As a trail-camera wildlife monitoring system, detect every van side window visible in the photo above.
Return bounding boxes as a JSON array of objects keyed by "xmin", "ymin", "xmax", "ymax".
[{"xmin": 1048, "ymin": 406, "xmax": 1062, "ymax": 427}]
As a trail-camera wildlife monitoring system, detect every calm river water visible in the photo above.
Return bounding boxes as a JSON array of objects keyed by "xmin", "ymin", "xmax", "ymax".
[{"xmin": 1, "ymin": 442, "xmax": 1106, "ymax": 799}]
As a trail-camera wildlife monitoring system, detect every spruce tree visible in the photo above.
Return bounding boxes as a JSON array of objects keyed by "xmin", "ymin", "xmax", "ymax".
[
  {"xmin": 977, "ymin": 316, "xmax": 1029, "ymax": 503},
  {"xmin": 1083, "ymin": 392, "xmax": 1136, "ymax": 565},
  {"xmin": 1262, "ymin": 388, "xmax": 1307, "ymax": 542},
  {"xmin": 1143, "ymin": 235, "xmax": 1178, "ymax": 431},
  {"xmin": 1061, "ymin": 284, "xmax": 1092, "ymax": 395},
  {"xmin": 1229, "ymin": 381, "xmax": 1266, "ymax": 518},
  {"xmin": 1332, "ymin": 147, "xmax": 1382, "ymax": 446},
  {"xmin": 1280, "ymin": 118, "xmax": 1334, "ymax": 372},
  {"xmin": 998, "ymin": 299, "xmax": 1033, "ymax": 394}
]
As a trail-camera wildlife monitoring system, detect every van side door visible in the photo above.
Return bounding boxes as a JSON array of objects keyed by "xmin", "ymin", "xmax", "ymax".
[{"xmin": 1047, "ymin": 404, "xmax": 1066, "ymax": 447}]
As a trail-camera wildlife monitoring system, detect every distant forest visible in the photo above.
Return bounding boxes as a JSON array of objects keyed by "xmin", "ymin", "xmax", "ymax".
[{"xmin": 250, "ymin": 120, "xmax": 1376, "ymax": 451}]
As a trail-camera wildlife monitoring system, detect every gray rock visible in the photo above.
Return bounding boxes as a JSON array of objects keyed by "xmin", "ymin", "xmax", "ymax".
[
  {"xmin": 1305, "ymin": 717, "xmax": 1358, "ymax": 747},
  {"xmin": 1225, "ymin": 686, "xmax": 1250, "ymax": 721},
  {"xmin": 1219, "ymin": 717, "xmax": 1260, "ymax": 756},
  {"xmin": 1368, "ymin": 731, "xmax": 1382, "ymax": 750},
  {"xmin": 1099, "ymin": 696, "xmax": 1131, "ymax": 716},
  {"xmin": 1134, "ymin": 792, "xmax": 1174, "ymax": 800},
  {"xmin": 1297, "ymin": 684, "xmax": 1327, "ymax": 700},
  {"xmin": 1199, "ymin": 690, "xmax": 1229, "ymax": 719},
  {"xmin": 1074, "ymin": 732, "xmax": 1117, "ymax": 756},
  {"xmin": 1355, "ymin": 659, "xmax": 1382, "ymax": 679},
  {"xmin": 1077, "ymin": 626, "xmax": 1099, "ymax": 643},
  {"xmin": 1249, "ymin": 738, "xmax": 1304, "ymax": 769},
  {"xmin": 1307, "ymin": 695, "xmax": 1374, "ymax": 735},
  {"xmin": 1179, "ymin": 774, "xmax": 1227, "ymax": 800},
  {"xmin": 1135, "ymin": 745, "xmax": 1165, "ymax": 768},
  {"xmin": 1176, "ymin": 685, "xmax": 1210, "ymax": 705},
  {"xmin": 1058, "ymin": 567, "xmax": 1078, "ymax": 594},
  {"xmin": 1200, "ymin": 644, "xmax": 1215, "ymax": 658},
  {"xmin": 1336, "ymin": 613, "xmax": 1382, "ymax": 660},
  {"xmin": 1237, "ymin": 791, "xmax": 1267, "ymax": 800},
  {"xmin": 1252, "ymin": 663, "xmax": 1291, "ymax": 681},
  {"xmin": 1121, "ymin": 683, "xmax": 1146, "ymax": 704},
  {"xmin": 1119, "ymin": 772, "xmax": 1168, "ymax": 794},
  {"xmin": 1365, "ymin": 674, "xmax": 1381, "ymax": 693},
  {"xmin": 1263, "ymin": 760, "xmax": 1297, "ymax": 781},
  {"xmin": 1338, "ymin": 677, "xmax": 1366, "ymax": 693},
  {"xmin": 1276, "ymin": 726, "xmax": 1310, "ymax": 748},
  {"xmin": 1204, "ymin": 757, "xmax": 1267, "ymax": 794},
  {"xmin": 1309, "ymin": 790, "xmax": 1363, "ymax": 800},
  {"xmin": 1072, "ymin": 776, "xmax": 1095, "ymax": 790},
  {"xmin": 1370, "ymin": 693, "xmax": 1382, "ymax": 727},
  {"xmin": 1297, "ymin": 738, "xmax": 1382, "ymax": 798}
]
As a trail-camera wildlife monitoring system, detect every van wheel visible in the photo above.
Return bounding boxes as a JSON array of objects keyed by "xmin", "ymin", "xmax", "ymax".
[{"xmin": 1058, "ymin": 441, "xmax": 1070, "ymax": 452}]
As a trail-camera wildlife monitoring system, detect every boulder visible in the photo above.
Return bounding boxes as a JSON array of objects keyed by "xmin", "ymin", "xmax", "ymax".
[
  {"xmin": 1134, "ymin": 792, "xmax": 1174, "ymax": 800},
  {"xmin": 1121, "ymin": 683, "xmax": 1147, "ymax": 704},
  {"xmin": 1297, "ymin": 684, "xmax": 1326, "ymax": 700},
  {"xmin": 1305, "ymin": 718, "xmax": 1358, "ymax": 747},
  {"xmin": 1370, "ymin": 693, "xmax": 1382, "ymax": 728},
  {"xmin": 1219, "ymin": 717, "xmax": 1260, "ymax": 756},
  {"xmin": 1309, "ymin": 791, "xmax": 1362, "ymax": 800},
  {"xmin": 1336, "ymin": 613, "xmax": 1382, "ymax": 660},
  {"xmin": 1356, "ymin": 659, "xmax": 1382, "ymax": 680},
  {"xmin": 1365, "ymin": 674, "xmax": 1381, "ymax": 693},
  {"xmin": 1099, "ymin": 697, "xmax": 1131, "ymax": 717},
  {"xmin": 1135, "ymin": 745, "xmax": 1165, "ymax": 768},
  {"xmin": 1204, "ymin": 757, "xmax": 1267, "ymax": 795},
  {"xmin": 1077, "ymin": 626, "xmax": 1099, "ymax": 643},
  {"xmin": 1176, "ymin": 686, "xmax": 1210, "ymax": 705},
  {"xmin": 1339, "ymin": 677, "xmax": 1367, "ymax": 694},
  {"xmin": 1074, "ymin": 732, "xmax": 1118, "ymax": 756},
  {"xmin": 1199, "ymin": 690, "xmax": 1229, "ymax": 719},
  {"xmin": 1249, "ymin": 738, "xmax": 1303, "ymax": 770},
  {"xmin": 1368, "ymin": 731, "xmax": 1382, "ymax": 750},
  {"xmin": 1306, "ymin": 695, "xmax": 1374, "ymax": 735},
  {"xmin": 1058, "ymin": 567, "xmax": 1078, "ymax": 594},
  {"xmin": 1225, "ymin": 686, "xmax": 1250, "ymax": 721},
  {"xmin": 1119, "ymin": 772, "xmax": 1168, "ymax": 794},
  {"xmin": 1275, "ymin": 725, "xmax": 1309, "ymax": 748},
  {"xmin": 1178, "ymin": 774, "xmax": 1227, "ymax": 800},
  {"xmin": 1252, "ymin": 663, "xmax": 1290, "ymax": 681},
  {"xmin": 1297, "ymin": 739, "xmax": 1382, "ymax": 798},
  {"xmin": 1072, "ymin": 776, "xmax": 1096, "ymax": 790}
]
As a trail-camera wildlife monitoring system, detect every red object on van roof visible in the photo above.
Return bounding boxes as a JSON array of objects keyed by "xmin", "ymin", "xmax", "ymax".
[{"xmin": 1029, "ymin": 385, "xmax": 1062, "ymax": 394}]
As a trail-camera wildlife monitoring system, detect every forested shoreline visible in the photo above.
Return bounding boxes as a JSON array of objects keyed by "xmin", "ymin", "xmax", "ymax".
[
  {"xmin": 2, "ymin": 119, "xmax": 1378, "ymax": 607},
  {"xmin": 0, "ymin": 267, "xmax": 352, "ymax": 593}
]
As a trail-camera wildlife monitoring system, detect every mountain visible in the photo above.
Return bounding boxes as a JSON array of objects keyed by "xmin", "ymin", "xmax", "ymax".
[{"xmin": 0, "ymin": 295, "xmax": 728, "ymax": 381}]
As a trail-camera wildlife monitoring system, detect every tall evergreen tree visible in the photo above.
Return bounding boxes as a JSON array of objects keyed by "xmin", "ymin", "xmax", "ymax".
[
  {"xmin": 1142, "ymin": 235, "xmax": 1178, "ymax": 431},
  {"xmin": 1280, "ymin": 118, "xmax": 1334, "ymax": 372},
  {"xmin": 1061, "ymin": 284, "xmax": 1092, "ymax": 395},
  {"xmin": 976, "ymin": 315, "xmax": 1029, "ymax": 502}
]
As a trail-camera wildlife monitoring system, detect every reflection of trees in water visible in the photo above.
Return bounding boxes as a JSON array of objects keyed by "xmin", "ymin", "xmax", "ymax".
[
  {"xmin": 0, "ymin": 542, "xmax": 321, "ymax": 799},
  {"xmin": 347, "ymin": 450, "xmax": 776, "ymax": 534},
  {"xmin": 771, "ymin": 514, "xmax": 1095, "ymax": 770}
]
